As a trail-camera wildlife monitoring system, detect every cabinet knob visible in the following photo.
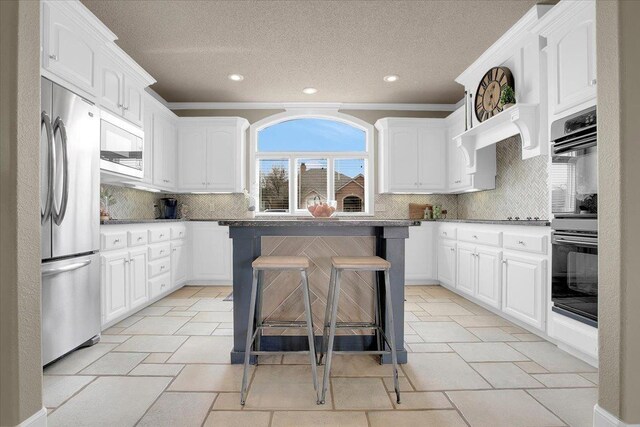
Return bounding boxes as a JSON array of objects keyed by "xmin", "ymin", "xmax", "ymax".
[
  {"xmin": 502, "ymin": 259, "xmax": 508, "ymax": 265},
  {"xmin": 590, "ymin": 78, "xmax": 597, "ymax": 86},
  {"xmin": 443, "ymin": 231, "xmax": 447, "ymax": 236},
  {"xmin": 172, "ymin": 248, "xmax": 177, "ymax": 252},
  {"xmin": 202, "ymin": 182, "xmax": 206, "ymax": 185},
  {"xmin": 113, "ymin": 239, "xmax": 120, "ymax": 243},
  {"xmin": 160, "ymin": 250, "xmax": 164, "ymax": 254},
  {"xmin": 160, "ymin": 234, "xmax": 164, "ymax": 238},
  {"xmin": 518, "ymin": 240, "xmax": 526, "ymax": 245},
  {"xmin": 207, "ymin": 182, "xmax": 211, "ymax": 185},
  {"xmin": 472, "ymin": 235, "xmax": 478, "ymax": 239},
  {"xmin": 160, "ymin": 265, "xmax": 165, "ymax": 270},
  {"xmin": 161, "ymin": 283, "xmax": 166, "ymax": 288},
  {"xmin": 123, "ymin": 106, "xmax": 129, "ymax": 111},
  {"xmin": 137, "ymin": 237, "xmax": 142, "ymax": 241},
  {"xmin": 48, "ymin": 54, "xmax": 58, "ymax": 61},
  {"xmin": 450, "ymin": 248, "xmax": 455, "ymax": 252}
]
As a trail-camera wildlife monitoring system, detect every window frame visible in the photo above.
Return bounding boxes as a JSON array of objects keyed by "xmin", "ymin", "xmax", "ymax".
[{"xmin": 250, "ymin": 110, "xmax": 374, "ymax": 216}]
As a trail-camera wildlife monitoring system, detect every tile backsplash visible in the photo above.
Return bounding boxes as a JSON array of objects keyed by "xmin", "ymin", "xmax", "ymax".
[{"xmin": 102, "ymin": 135, "xmax": 548, "ymax": 221}]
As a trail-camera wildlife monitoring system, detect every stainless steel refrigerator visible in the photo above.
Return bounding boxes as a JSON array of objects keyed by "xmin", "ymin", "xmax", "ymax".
[{"xmin": 41, "ymin": 77, "xmax": 101, "ymax": 366}]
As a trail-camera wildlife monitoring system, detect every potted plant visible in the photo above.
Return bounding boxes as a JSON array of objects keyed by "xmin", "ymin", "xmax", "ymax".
[
  {"xmin": 500, "ymin": 85, "xmax": 516, "ymax": 110},
  {"xmin": 100, "ymin": 186, "xmax": 117, "ymax": 220}
]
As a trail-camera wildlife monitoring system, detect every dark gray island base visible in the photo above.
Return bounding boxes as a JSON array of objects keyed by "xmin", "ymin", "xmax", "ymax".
[{"xmin": 219, "ymin": 219, "xmax": 419, "ymax": 365}]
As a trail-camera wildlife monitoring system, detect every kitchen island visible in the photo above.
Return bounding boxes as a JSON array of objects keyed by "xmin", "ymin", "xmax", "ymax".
[{"xmin": 219, "ymin": 219, "xmax": 418, "ymax": 364}]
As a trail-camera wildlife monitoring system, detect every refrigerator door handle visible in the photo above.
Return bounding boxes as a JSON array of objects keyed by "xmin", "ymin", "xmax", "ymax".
[
  {"xmin": 41, "ymin": 111, "xmax": 55, "ymax": 225},
  {"xmin": 52, "ymin": 117, "xmax": 69, "ymax": 226},
  {"xmin": 42, "ymin": 258, "xmax": 92, "ymax": 277}
]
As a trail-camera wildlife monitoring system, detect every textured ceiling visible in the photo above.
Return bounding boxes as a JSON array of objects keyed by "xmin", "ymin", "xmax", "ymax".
[{"xmin": 82, "ymin": 0, "xmax": 538, "ymax": 104}]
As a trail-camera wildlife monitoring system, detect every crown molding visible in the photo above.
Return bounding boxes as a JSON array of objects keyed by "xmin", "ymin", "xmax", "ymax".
[{"xmin": 166, "ymin": 101, "xmax": 458, "ymax": 112}]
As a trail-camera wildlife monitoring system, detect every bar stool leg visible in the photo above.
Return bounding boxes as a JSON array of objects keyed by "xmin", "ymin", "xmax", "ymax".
[
  {"xmin": 300, "ymin": 269, "xmax": 320, "ymax": 403},
  {"xmin": 320, "ymin": 269, "xmax": 341, "ymax": 404},
  {"xmin": 384, "ymin": 269, "xmax": 401, "ymax": 404},
  {"xmin": 240, "ymin": 269, "xmax": 259, "ymax": 405},
  {"xmin": 254, "ymin": 270, "xmax": 263, "ymax": 362},
  {"xmin": 373, "ymin": 271, "xmax": 383, "ymax": 364},
  {"xmin": 319, "ymin": 266, "xmax": 336, "ymax": 365}
]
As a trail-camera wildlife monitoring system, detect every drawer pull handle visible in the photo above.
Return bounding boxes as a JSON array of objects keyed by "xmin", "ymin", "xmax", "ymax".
[
  {"xmin": 160, "ymin": 265, "xmax": 165, "ymax": 270},
  {"xmin": 472, "ymin": 235, "xmax": 478, "ymax": 239},
  {"xmin": 49, "ymin": 54, "xmax": 58, "ymax": 61},
  {"xmin": 443, "ymin": 232, "xmax": 447, "ymax": 235},
  {"xmin": 160, "ymin": 234, "xmax": 164, "ymax": 238},
  {"xmin": 160, "ymin": 250, "xmax": 165, "ymax": 254},
  {"xmin": 502, "ymin": 260, "xmax": 508, "ymax": 265},
  {"xmin": 518, "ymin": 240, "xmax": 525, "ymax": 245},
  {"xmin": 172, "ymin": 248, "xmax": 177, "ymax": 252},
  {"xmin": 137, "ymin": 237, "xmax": 143, "ymax": 241},
  {"xmin": 113, "ymin": 239, "xmax": 120, "ymax": 244},
  {"xmin": 450, "ymin": 248, "xmax": 455, "ymax": 252},
  {"xmin": 161, "ymin": 284, "xmax": 166, "ymax": 288}
]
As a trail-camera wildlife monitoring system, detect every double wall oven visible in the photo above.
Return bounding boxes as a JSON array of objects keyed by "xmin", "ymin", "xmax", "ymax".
[{"xmin": 550, "ymin": 106, "xmax": 598, "ymax": 327}]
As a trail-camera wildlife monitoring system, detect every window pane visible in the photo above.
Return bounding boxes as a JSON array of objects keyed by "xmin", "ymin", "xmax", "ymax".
[
  {"xmin": 335, "ymin": 159, "xmax": 365, "ymax": 213},
  {"xmin": 258, "ymin": 118, "xmax": 366, "ymax": 152},
  {"xmin": 297, "ymin": 159, "xmax": 328, "ymax": 209},
  {"xmin": 259, "ymin": 159, "xmax": 289, "ymax": 212}
]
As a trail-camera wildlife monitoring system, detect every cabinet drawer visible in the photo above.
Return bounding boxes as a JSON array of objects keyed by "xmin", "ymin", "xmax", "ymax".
[
  {"xmin": 439, "ymin": 225, "xmax": 457, "ymax": 240},
  {"xmin": 148, "ymin": 228, "xmax": 170, "ymax": 243},
  {"xmin": 171, "ymin": 225, "xmax": 186, "ymax": 240},
  {"xmin": 128, "ymin": 229, "xmax": 148, "ymax": 247},
  {"xmin": 503, "ymin": 233, "xmax": 547, "ymax": 254},
  {"xmin": 148, "ymin": 258, "xmax": 170, "ymax": 278},
  {"xmin": 149, "ymin": 273, "xmax": 171, "ymax": 299},
  {"xmin": 148, "ymin": 243, "xmax": 171, "ymax": 260},
  {"xmin": 101, "ymin": 231, "xmax": 127, "ymax": 251},
  {"xmin": 458, "ymin": 228, "xmax": 501, "ymax": 246}
]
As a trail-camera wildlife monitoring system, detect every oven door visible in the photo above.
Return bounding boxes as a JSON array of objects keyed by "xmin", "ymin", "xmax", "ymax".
[
  {"xmin": 551, "ymin": 231, "xmax": 598, "ymax": 326},
  {"xmin": 551, "ymin": 144, "xmax": 598, "ymax": 218}
]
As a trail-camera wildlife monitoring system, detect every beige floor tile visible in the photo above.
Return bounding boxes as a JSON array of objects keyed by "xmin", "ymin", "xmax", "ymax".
[
  {"xmin": 382, "ymin": 376, "xmax": 414, "ymax": 392},
  {"xmin": 136, "ymin": 306, "xmax": 173, "ymax": 316},
  {"xmin": 272, "ymin": 411, "xmax": 368, "ymax": 427},
  {"xmin": 404, "ymin": 295, "xmax": 426, "ymax": 302},
  {"xmin": 44, "ymin": 344, "xmax": 117, "ymax": 375},
  {"xmin": 450, "ymin": 315, "xmax": 511, "ymax": 327},
  {"xmin": 403, "ymin": 303, "xmax": 424, "ymax": 312},
  {"xmin": 403, "ymin": 312, "xmax": 420, "ymax": 321},
  {"xmin": 212, "ymin": 392, "xmax": 243, "ymax": 410},
  {"xmin": 128, "ymin": 363, "xmax": 184, "ymax": 376},
  {"xmin": 418, "ymin": 302, "xmax": 475, "ymax": 316},
  {"xmin": 203, "ymin": 411, "xmax": 271, "ymax": 427},
  {"xmin": 175, "ymin": 322, "xmax": 218, "ymax": 335},
  {"xmin": 137, "ymin": 392, "xmax": 215, "ymax": 427},
  {"xmin": 423, "ymin": 286, "xmax": 459, "ymax": 299},
  {"xmin": 99, "ymin": 334, "xmax": 131, "ymax": 344},
  {"xmin": 515, "ymin": 361, "xmax": 549, "ymax": 374},
  {"xmin": 258, "ymin": 354, "xmax": 283, "ymax": 364},
  {"xmin": 282, "ymin": 353, "xmax": 315, "ymax": 364},
  {"xmin": 391, "ymin": 391, "xmax": 452, "ymax": 409},
  {"xmin": 532, "ymin": 373, "xmax": 596, "ymax": 388},
  {"xmin": 244, "ymin": 365, "xmax": 329, "ymax": 410},
  {"xmin": 509, "ymin": 342, "xmax": 597, "ymax": 373},
  {"xmin": 580, "ymin": 372, "xmax": 599, "ymax": 385},
  {"xmin": 367, "ymin": 409, "xmax": 467, "ymax": 427},
  {"xmin": 514, "ymin": 333, "xmax": 544, "ymax": 341},
  {"xmin": 121, "ymin": 316, "xmax": 190, "ymax": 335},
  {"xmin": 408, "ymin": 321, "xmax": 480, "ymax": 343},
  {"xmin": 470, "ymin": 363, "xmax": 544, "ymax": 389},
  {"xmin": 163, "ymin": 310, "xmax": 197, "ymax": 317},
  {"xmin": 447, "ymin": 390, "xmax": 565, "ymax": 427},
  {"xmin": 528, "ymin": 388, "xmax": 598, "ymax": 427},
  {"xmin": 190, "ymin": 311, "xmax": 234, "ymax": 323},
  {"xmin": 407, "ymin": 343, "xmax": 453, "ymax": 353},
  {"xmin": 450, "ymin": 342, "xmax": 529, "ymax": 362},
  {"xmin": 501, "ymin": 326, "xmax": 528, "ymax": 334},
  {"xmin": 143, "ymin": 352, "xmax": 173, "ymax": 363},
  {"xmin": 102, "ymin": 327, "xmax": 126, "ymax": 335},
  {"xmin": 188, "ymin": 298, "xmax": 233, "ymax": 312},
  {"xmin": 47, "ymin": 376, "xmax": 171, "ymax": 427},
  {"xmin": 467, "ymin": 327, "xmax": 519, "ymax": 342},
  {"xmin": 416, "ymin": 315, "xmax": 452, "ymax": 322},
  {"xmin": 80, "ymin": 352, "xmax": 147, "ymax": 375},
  {"xmin": 403, "ymin": 353, "xmax": 490, "ymax": 391},
  {"xmin": 152, "ymin": 298, "xmax": 199, "ymax": 307},
  {"xmin": 404, "ymin": 334, "xmax": 423, "ymax": 343},
  {"xmin": 114, "ymin": 335, "xmax": 188, "ymax": 353},
  {"xmin": 329, "ymin": 355, "xmax": 405, "ymax": 377},
  {"xmin": 166, "ymin": 287, "xmax": 202, "ymax": 298},
  {"xmin": 114, "ymin": 316, "xmax": 143, "ymax": 328},
  {"xmin": 332, "ymin": 377, "xmax": 393, "ymax": 410},
  {"xmin": 211, "ymin": 328, "xmax": 233, "ymax": 336},
  {"xmin": 167, "ymin": 336, "xmax": 233, "ymax": 363},
  {"xmin": 43, "ymin": 375, "xmax": 95, "ymax": 408},
  {"xmin": 169, "ymin": 364, "xmax": 251, "ymax": 391}
]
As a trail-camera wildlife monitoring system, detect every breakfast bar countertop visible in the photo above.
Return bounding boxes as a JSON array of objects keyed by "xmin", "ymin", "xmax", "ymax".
[{"xmin": 218, "ymin": 219, "xmax": 420, "ymax": 227}]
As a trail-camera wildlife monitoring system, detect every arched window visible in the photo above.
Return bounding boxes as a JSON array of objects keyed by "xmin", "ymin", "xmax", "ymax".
[{"xmin": 250, "ymin": 111, "xmax": 373, "ymax": 215}]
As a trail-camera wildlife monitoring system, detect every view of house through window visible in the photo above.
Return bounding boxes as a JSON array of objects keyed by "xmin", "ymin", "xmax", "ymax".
[{"xmin": 256, "ymin": 118, "xmax": 369, "ymax": 214}]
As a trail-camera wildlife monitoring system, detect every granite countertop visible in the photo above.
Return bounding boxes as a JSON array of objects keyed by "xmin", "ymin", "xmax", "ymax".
[
  {"xmin": 100, "ymin": 218, "xmax": 186, "ymax": 225},
  {"xmin": 431, "ymin": 219, "xmax": 550, "ymax": 226},
  {"xmin": 218, "ymin": 219, "xmax": 420, "ymax": 227}
]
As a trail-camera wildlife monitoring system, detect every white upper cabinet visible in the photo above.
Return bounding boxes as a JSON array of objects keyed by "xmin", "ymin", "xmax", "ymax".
[
  {"xmin": 99, "ymin": 58, "xmax": 124, "ymax": 115},
  {"xmin": 177, "ymin": 118, "xmax": 249, "ymax": 193},
  {"xmin": 153, "ymin": 114, "xmax": 178, "ymax": 190},
  {"xmin": 376, "ymin": 118, "xmax": 447, "ymax": 193},
  {"xmin": 123, "ymin": 78, "xmax": 144, "ymax": 127},
  {"xmin": 42, "ymin": 1, "xmax": 100, "ymax": 97}
]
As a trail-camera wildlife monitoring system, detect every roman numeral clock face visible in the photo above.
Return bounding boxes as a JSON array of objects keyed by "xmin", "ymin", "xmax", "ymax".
[{"xmin": 474, "ymin": 66, "xmax": 514, "ymax": 122}]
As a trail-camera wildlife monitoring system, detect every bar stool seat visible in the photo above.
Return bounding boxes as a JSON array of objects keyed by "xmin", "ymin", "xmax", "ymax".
[
  {"xmin": 240, "ymin": 255, "xmax": 319, "ymax": 405},
  {"xmin": 319, "ymin": 255, "xmax": 400, "ymax": 405}
]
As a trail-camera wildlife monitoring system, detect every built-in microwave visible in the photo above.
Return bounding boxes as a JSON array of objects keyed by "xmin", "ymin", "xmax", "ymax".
[{"xmin": 99, "ymin": 110, "xmax": 144, "ymax": 178}]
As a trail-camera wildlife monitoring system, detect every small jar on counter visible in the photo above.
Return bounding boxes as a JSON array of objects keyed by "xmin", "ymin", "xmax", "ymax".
[
  {"xmin": 423, "ymin": 206, "xmax": 433, "ymax": 220},
  {"xmin": 433, "ymin": 205, "xmax": 442, "ymax": 219}
]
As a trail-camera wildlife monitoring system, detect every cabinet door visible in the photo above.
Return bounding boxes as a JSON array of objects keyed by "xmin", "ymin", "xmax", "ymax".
[
  {"xmin": 437, "ymin": 239, "xmax": 456, "ymax": 286},
  {"xmin": 387, "ymin": 127, "xmax": 419, "ymax": 191},
  {"xmin": 456, "ymin": 243, "xmax": 476, "ymax": 296},
  {"xmin": 99, "ymin": 60, "xmax": 123, "ymax": 116},
  {"xmin": 476, "ymin": 246, "xmax": 502, "ymax": 309},
  {"xmin": 123, "ymin": 78, "xmax": 144, "ymax": 127},
  {"xmin": 191, "ymin": 224, "xmax": 232, "ymax": 281},
  {"xmin": 42, "ymin": 2, "xmax": 98, "ymax": 96},
  {"xmin": 405, "ymin": 224, "xmax": 435, "ymax": 282},
  {"xmin": 129, "ymin": 248, "xmax": 148, "ymax": 309},
  {"xmin": 101, "ymin": 251, "xmax": 129, "ymax": 324},
  {"xmin": 502, "ymin": 253, "xmax": 545, "ymax": 329},
  {"xmin": 417, "ymin": 127, "xmax": 446, "ymax": 190},
  {"xmin": 548, "ymin": 9, "xmax": 596, "ymax": 115},
  {"xmin": 142, "ymin": 105, "xmax": 154, "ymax": 184},
  {"xmin": 163, "ymin": 122, "xmax": 178, "ymax": 187},
  {"xmin": 152, "ymin": 115, "xmax": 165, "ymax": 187},
  {"xmin": 171, "ymin": 242, "xmax": 188, "ymax": 287},
  {"xmin": 206, "ymin": 127, "xmax": 238, "ymax": 192},
  {"xmin": 178, "ymin": 126, "xmax": 208, "ymax": 190}
]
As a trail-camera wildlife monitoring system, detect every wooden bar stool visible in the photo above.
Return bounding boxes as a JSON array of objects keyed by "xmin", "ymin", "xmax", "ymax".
[
  {"xmin": 318, "ymin": 256, "xmax": 400, "ymax": 405},
  {"xmin": 240, "ymin": 255, "xmax": 319, "ymax": 405}
]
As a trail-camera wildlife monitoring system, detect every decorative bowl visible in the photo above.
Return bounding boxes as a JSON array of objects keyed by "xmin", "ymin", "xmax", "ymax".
[{"xmin": 307, "ymin": 200, "xmax": 337, "ymax": 218}]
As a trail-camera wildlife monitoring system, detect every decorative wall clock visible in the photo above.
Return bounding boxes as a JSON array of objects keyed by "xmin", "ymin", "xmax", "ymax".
[{"xmin": 475, "ymin": 66, "xmax": 514, "ymax": 122}]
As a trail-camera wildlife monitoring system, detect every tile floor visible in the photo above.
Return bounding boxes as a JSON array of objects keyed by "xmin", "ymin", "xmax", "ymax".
[{"xmin": 44, "ymin": 285, "xmax": 598, "ymax": 427}]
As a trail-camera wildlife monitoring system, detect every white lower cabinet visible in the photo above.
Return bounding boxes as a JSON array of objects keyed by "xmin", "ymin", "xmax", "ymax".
[
  {"xmin": 171, "ymin": 241, "xmax": 188, "ymax": 287},
  {"xmin": 455, "ymin": 243, "xmax": 476, "ymax": 296},
  {"xmin": 475, "ymin": 246, "xmax": 502, "ymax": 309},
  {"xmin": 437, "ymin": 239, "xmax": 456, "ymax": 286},
  {"xmin": 128, "ymin": 247, "xmax": 148, "ymax": 310},
  {"xmin": 191, "ymin": 222, "xmax": 232, "ymax": 282},
  {"xmin": 101, "ymin": 251, "xmax": 129, "ymax": 325},
  {"xmin": 502, "ymin": 252, "xmax": 545, "ymax": 330},
  {"xmin": 405, "ymin": 223, "xmax": 436, "ymax": 283}
]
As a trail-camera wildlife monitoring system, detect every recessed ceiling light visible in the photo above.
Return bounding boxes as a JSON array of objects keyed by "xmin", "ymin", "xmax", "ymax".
[
  {"xmin": 383, "ymin": 74, "xmax": 399, "ymax": 82},
  {"xmin": 302, "ymin": 87, "xmax": 318, "ymax": 95},
  {"xmin": 228, "ymin": 74, "xmax": 244, "ymax": 81}
]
